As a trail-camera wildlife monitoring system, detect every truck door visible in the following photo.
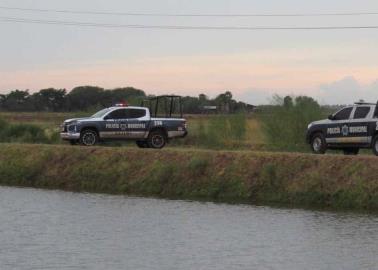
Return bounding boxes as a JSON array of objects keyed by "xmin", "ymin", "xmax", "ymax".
[
  {"xmin": 101, "ymin": 108, "xmax": 128, "ymax": 139},
  {"xmin": 326, "ymin": 107, "xmax": 353, "ymax": 144},
  {"xmin": 124, "ymin": 108, "xmax": 149, "ymax": 139},
  {"xmin": 349, "ymin": 106, "xmax": 372, "ymax": 144}
]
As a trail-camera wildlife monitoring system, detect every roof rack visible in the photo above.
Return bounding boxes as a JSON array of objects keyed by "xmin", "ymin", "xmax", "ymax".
[{"xmin": 354, "ymin": 101, "xmax": 376, "ymax": 105}]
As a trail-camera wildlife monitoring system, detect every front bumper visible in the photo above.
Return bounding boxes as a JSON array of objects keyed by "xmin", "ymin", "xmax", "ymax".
[{"xmin": 60, "ymin": 132, "xmax": 80, "ymax": 140}]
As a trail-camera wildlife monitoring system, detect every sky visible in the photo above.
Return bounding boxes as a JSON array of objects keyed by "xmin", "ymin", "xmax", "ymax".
[{"xmin": 0, "ymin": 0, "xmax": 377, "ymax": 104}]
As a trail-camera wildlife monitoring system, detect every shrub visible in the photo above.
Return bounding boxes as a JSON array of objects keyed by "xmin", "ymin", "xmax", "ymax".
[
  {"xmin": 260, "ymin": 95, "xmax": 323, "ymax": 151},
  {"xmin": 0, "ymin": 118, "xmax": 50, "ymax": 143},
  {"xmin": 0, "ymin": 118, "xmax": 10, "ymax": 140},
  {"xmin": 188, "ymin": 156, "xmax": 209, "ymax": 176}
]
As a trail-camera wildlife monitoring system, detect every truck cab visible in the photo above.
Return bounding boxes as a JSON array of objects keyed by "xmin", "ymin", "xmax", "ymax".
[
  {"xmin": 306, "ymin": 102, "xmax": 378, "ymax": 155},
  {"xmin": 60, "ymin": 96, "xmax": 187, "ymax": 149}
]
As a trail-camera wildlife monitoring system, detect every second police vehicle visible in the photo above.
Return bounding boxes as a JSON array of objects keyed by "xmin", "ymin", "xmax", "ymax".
[
  {"xmin": 306, "ymin": 101, "xmax": 378, "ymax": 156},
  {"xmin": 60, "ymin": 95, "xmax": 187, "ymax": 149}
]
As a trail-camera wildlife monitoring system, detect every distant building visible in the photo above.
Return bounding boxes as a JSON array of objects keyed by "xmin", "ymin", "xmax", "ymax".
[
  {"xmin": 201, "ymin": 106, "xmax": 218, "ymax": 114},
  {"xmin": 245, "ymin": 104, "xmax": 256, "ymax": 113}
]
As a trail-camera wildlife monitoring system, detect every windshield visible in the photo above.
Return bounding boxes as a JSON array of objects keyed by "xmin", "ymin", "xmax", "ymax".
[{"xmin": 91, "ymin": 108, "xmax": 112, "ymax": 118}]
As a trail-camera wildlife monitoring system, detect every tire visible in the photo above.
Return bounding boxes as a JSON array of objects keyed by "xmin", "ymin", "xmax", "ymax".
[
  {"xmin": 310, "ymin": 133, "xmax": 327, "ymax": 154},
  {"xmin": 147, "ymin": 130, "xmax": 166, "ymax": 149},
  {"xmin": 80, "ymin": 129, "xmax": 98, "ymax": 146},
  {"xmin": 136, "ymin": 140, "xmax": 149, "ymax": 148},
  {"xmin": 372, "ymin": 136, "xmax": 378, "ymax": 156},
  {"xmin": 343, "ymin": 148, "xmax": 359, "ymax": 155}
]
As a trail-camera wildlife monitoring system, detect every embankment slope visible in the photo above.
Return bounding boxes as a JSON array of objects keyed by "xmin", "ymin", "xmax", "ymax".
[{"xmin": 0, "ymin": 144, "xmax": 378, "ymax": 209}]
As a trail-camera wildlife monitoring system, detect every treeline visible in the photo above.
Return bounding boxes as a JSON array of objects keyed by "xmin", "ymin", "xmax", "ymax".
[
  {"xmin": 0, "ymin": 86, "xmax": 146, "ymax": 112},
  {"xmin": 182, "ymin": 92, "xmax": 255, "ymax": 114},
  {"xmin": 0, "ymin": 86, "xmax": 253, "ymax": 113}
]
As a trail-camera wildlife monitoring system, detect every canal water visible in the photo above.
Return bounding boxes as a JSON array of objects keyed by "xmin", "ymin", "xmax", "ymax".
[{"xmin": 0, "ymin": 187, "xmax": 377, "ymax": 270}]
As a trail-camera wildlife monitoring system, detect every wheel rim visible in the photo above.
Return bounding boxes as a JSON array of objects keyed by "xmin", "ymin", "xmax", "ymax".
[
  {"xmin": 152, "ymin": 135, "xmax": 164, "ymax": 148},
  {"xmin": 82, "ymin": 132, "xmax": 96, "ymax": 146},
  {"xmin": 313, "ymin": 137, "xmax": 322, "ymax": 152}
]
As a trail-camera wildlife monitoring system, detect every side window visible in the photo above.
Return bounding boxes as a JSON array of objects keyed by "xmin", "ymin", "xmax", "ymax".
[
  {"xmin": 353, "ymin": 106, "xmax": 370, "ymax": 119},
  {"xmin": 126, "ymin": 109, "xmax": 146, "ymax": 119},
  {"xmin": 106, "ymin": 109, "xmax": 127, "ymax": 119},
  {"xmin": 374, "ymin": 106, "xmax": 378, "ymax": 118},
  {"xmin": 333, "ymin": 107, "xmax": 353, "ymax": 121}
]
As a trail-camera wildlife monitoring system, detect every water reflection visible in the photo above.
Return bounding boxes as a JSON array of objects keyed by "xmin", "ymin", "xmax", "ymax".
[{"xmin": 0, "ymin": 187, "xmax": 377, "ymax": 270}]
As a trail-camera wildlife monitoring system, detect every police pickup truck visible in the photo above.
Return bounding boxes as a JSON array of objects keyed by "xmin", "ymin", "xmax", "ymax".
[
  {"xmin": 60, "ymin": 96, "xmax": 187, "ymax": 149},
  {"xmin": 306, "ymin": 102, "xmax": 378, "ymax": 155}
]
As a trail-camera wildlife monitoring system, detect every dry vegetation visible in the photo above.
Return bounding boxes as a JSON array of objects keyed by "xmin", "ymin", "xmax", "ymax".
[{"xmin": 1, "ymin": 144, "xmax": 378, "ymax": 210}]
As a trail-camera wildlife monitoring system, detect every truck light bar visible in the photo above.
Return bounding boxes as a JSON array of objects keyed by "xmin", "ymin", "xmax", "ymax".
[{"xmin": 114, "ymin": 102, "xmax": 128, "ymax": 107}]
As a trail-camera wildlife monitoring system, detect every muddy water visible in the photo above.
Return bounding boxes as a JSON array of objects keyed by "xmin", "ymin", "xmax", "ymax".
[{"xmin": 0, "ymin": 186, "xmax": 377, "ymax": 270}]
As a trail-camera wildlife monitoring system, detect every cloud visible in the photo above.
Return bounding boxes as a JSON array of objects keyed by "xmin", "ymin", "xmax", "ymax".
[
  {"xmin": 234, "ymin": 77, "xmax": 378, "ymax": 105},
  {"xmin": 317, "ymin": 76, "xmax": 378, "ymax": 105}
]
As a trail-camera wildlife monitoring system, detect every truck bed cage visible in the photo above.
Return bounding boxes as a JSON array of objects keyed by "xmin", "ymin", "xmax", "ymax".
[{"xmin": 141, "ymin": 95, "xmax": 183, "ymax": 118}]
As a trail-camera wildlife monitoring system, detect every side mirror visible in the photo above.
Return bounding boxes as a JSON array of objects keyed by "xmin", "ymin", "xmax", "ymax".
[{"xmin": 328, "ymin": 114, "xmax": 334, "ymax": 120}]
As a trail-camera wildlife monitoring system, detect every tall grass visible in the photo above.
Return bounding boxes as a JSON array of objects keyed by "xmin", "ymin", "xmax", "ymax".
[
  {"xmin": 260, "ymin": 96, "xmax": 323, "ymax": 151},
  {"xmin": 0, "ymin": 118, "xmax": 58, "ymax": 144},
  {"xmin": 172, "ymin": 114, "xmax": 248, "ymax": 149}
]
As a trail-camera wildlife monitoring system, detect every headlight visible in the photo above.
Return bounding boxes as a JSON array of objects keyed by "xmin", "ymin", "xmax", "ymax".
[
  {"xmin": 67, "ymin": 125, "xmax": 77, "ymax": 133},
  {"xmin": 307, "ymin": 123, "xmax": 313, "ymax": 129}
]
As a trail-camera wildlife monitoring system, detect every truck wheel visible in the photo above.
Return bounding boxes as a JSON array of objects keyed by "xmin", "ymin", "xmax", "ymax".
[
  {"xmin": 147, "ymin": 130, "xmax": 166, "ymax": 149},
  {"xmin": 372, "ymin": 136, "xmax": 378, "ymax": 156},
  {"xmin": 136, "ymin": 140, "xmax": 149, "ymax": 148},
  {"xmin": 80, "ymin": 129, "xmax": 98, "ymax": 146},
  {"xmin": 343, "ymin": 148, "xmax": 359, "ymax": 155},
  {"xmin": 311, "ymin": 133, "xmax": 326, "ymax": 154}
]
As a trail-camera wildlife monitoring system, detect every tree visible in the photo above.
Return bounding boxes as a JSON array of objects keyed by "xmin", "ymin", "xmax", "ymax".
[
  {"xmin": 31, "ymin": 88, "xmax": 66, "ymax": 111},
  {"xmin": 215, "ymin": 91, "xmax": 233, "ymax": 113},
  {"xmin": 66, "ymin": 86, "xmax": 105, "ymax": 111},
  {"xmin": 0, "ymin": 94, "xmax": 5, "ymax": 109},
  {"xmin": 199, "ymin": 94, "xmax": 208, "ymax": 102},
  {"xmin": 107, "ymin": 87, "xmax": 146, "ymax": 105},
  {"xmin": 182, "ymin": 96, "xmax": 202, "ymax": 114},
  {"xmin": 294, "ymin": 96, "xmax": 320, "ymax": 109},
  {"xmin": 283, "ymin": 96, "xmax": 293, "ymax": 108},
  {"xmin": 1, "ymin": 90, "xmax": 32, "ymax": 111}
]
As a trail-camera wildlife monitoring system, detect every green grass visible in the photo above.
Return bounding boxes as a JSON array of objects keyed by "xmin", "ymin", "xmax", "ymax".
[
  {"xmin": 0, "ymin": 118, "xmax": 58, "ymax": 144},
  {"xmin": 1, "ymin": 144, "xmax": 378, "ymax": 210}
]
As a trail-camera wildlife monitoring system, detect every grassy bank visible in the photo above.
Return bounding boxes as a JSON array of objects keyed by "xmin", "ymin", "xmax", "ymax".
[{"xmin": 1, "ymin": 144, "xmax": 378, "ymax": 210}]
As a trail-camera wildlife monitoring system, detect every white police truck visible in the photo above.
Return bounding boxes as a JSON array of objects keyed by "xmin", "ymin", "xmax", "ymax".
[
  {"xmin": 60, "ymin": 96, "xmax": 187, "ymax": 149},
  {"xmin": 306, "ymin": 102, "xmax": 378, "ymax": 155}
]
